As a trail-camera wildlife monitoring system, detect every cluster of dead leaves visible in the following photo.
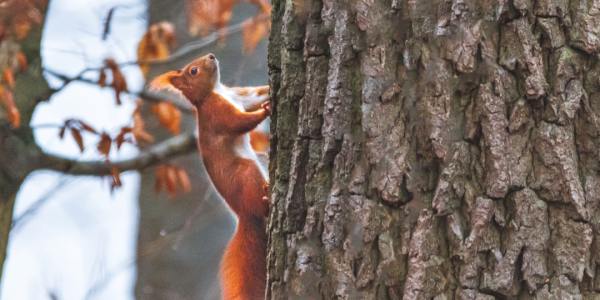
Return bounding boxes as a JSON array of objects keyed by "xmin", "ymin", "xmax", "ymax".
[
  {"xmin": 136, "ymin": 22, "xmax": 182, "ymax": 137},
  {"xmin": 154, "ymin": 164, "xmax": 192, "ymax": 198},
  {"xmin": 186, "ymin": 0, "xmax": 235, "ymax": 37},
  {"xmin": 98, "ymin": 58, "xmax": 128, "ymax": 105},
  {"xmin": 132, "ymin": 100, "xmax": 182, "ymax": 142},
  {"xmin": 249, "ymin": 130, "xmax": 269, "ymax": 153},
  {"xmin": 54, "ymin": 98, "xmax": 170, "ymax": 155},
  {"xmin": 117, "ymin": 99, "xmax": 184, "ymax": 196},
  {"xmin": 185, "ymin": 0, "xmax": 271, "ymax": 53},
  {"xmin": 0, "ymin": 0, "xmax": 41, "ymax": 129},
  {"xmin": 0, "ymin": 51, "xmax": 28, "ymax": 128},
  {"xmin": 137, "ymin": 21, "xmax": 176, "ymax": 77},
  {"xmin": 56, "ymin": 119, "xmax": 127, "ymax": 191},
  {"xmin": 0, "ymin": 0, "xmax": 36, "ymax": 129},
  {"xmin": 55, "ymin": 109, "xmax": 190, "ymax": 197},
  {"xmin": 241, "ymin": 13, "xmax": 270, "ymax": 54},
  {"xmin": 137, "ymin": 22, "xmax": 183, "ymax": 137},
  {"xmin": 0, "ymin": 0, "xmax": 46, "ymax": 42},
  {"xmin": 132, "ymin": 99, "xmax": 154, "ymax": 144},
  {"xmin": 57, "ymin": 118, "xmax": 134, "ymax": 157},
  {"xmin": 0, "ymin": 84, "xmax": 19, "ymax": 128},
  {"xmin": 151, "ymin": 102, "xmax": 181, "ymax": 135}
]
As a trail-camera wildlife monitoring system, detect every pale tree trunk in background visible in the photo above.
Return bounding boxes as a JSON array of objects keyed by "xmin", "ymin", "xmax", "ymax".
[
  {"xmin": 0, "ymin": 10, "xmax": 50, "ymax": 281},
  {"xmin": 136, "ymin": 1, "xmax": 269, "ymax": 299},
  {"xmin": 268, "ymin": 0, "xmax": 600, "ymax": 299},
  {"xmin": 135, "ymin": 3, "xmax": 231, "ymax": 299}
]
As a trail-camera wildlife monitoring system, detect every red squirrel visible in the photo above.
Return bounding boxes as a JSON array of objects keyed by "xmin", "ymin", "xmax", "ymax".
[{"xmin": 151, "ymin": 53, "xmax": 270, "ymax": 300}]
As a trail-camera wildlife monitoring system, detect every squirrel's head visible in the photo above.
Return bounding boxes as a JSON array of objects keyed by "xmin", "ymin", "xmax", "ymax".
[{"xmin": 150, "ymin": 53, "xmax": 220, "ymax": 104}]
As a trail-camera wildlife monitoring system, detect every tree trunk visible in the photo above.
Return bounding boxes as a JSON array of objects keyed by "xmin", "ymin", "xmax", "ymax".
[
  {"xmin": 267, "ymin": 1, "xmax": 600, "ymax": 299},
  {"xmin": 0, "ymin": 8, "xmax": 49, "ymax": 280}
]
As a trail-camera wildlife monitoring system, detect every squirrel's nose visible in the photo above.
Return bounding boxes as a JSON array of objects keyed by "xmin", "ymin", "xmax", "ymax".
[{"xmin": 207, "ymin": 53, "xmax": 216, "ymax": 60}]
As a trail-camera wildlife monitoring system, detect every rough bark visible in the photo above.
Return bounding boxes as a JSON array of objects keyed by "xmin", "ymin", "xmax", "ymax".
[{"xmin": 267, "ymin": 0, "xmax": 600, "ymax": 299}]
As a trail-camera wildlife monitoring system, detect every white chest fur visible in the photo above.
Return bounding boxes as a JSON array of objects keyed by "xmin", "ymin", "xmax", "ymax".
[{"xmin": 214, "ymin": 84, "xmax": 268, "ymax": 179}]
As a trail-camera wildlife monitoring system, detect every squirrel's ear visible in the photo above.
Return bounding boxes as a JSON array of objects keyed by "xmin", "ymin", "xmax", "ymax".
[
  {"xmin": 149, "ymin": 70, "xmax": 188, "ymax": 101},
  {"xmin": 150, "ymin": 70, "xmax": 180, "ymax": 91}
]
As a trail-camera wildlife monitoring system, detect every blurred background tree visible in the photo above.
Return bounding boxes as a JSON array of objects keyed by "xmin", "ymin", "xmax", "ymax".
[{"xmin": 0, "ymin": 0, "xmax": 270, "ymax": 299}]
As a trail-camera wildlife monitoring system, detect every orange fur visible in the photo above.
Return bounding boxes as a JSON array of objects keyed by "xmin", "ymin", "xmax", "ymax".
[
  {"xmin": 151, "ymin": 54, "xmax": 269, "ymax": 300},
  {"xmin": 249, "ymin": 131, "xmax": 269, "ymax": 153}
]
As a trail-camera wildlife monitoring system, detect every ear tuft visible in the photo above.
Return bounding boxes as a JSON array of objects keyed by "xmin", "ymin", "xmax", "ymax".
[
  {"xmin": 149, "ymin": 71, "xmax": 177, "ymax": 92},
  {"xmin": 149, "ymin": 71, "xmax": 188, "ymax": 101}
]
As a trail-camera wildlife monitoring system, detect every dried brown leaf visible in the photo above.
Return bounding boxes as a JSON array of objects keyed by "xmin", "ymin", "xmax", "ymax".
[
  {"xmin": 154, "ymin": 165, "xmax": 166, "ymax": 193},
  {"xmin": 0, "ymin": 25, "xmax": 6, "ymax": 43},
  {"xmin": 98, "ymin": 68, "xmax": 107, "ymax": 87},
  {"xmin": 137, "ymin": 22, "xmax": 175, "ymax": 77},
  {"xmin": 104, "ymin": 58, "xmax": 128, "ymax": 105},
  {"xmin": 242, "ymin": 15, "xmax": 270, "ymax": 54},
  {"xmin": 70, "ymin": 128, "xmax": 85, "ymax": 152},
  {"xmin": 13, "ymin": 15, "xmax": 32, "ymax": 40},
  {"xmin": 165, "ymin": 166, "xmax": 178, "ymax": 197},
  {"xmin": 176, "ymin": 167, "xmax": 192, "ymax": 193},
  {"xmin": 3, "ymin": 69, "xmax": 15, "ymax": 88},
  {"xmin": 154, "ymin": 165, "xmax": 191, "ymax": 198},
  {"xmin": 115, "ymin": 127, "xmax": 132, "ymax": 149},
  {"xmin": 97, "ymin": 132, "xmax": 112, "ymax": 157},
  {"xmin": 59, "ymin": 125, "xmax": 66, "ymax": 139},
  {"xmin": 79, "ymin": 120, "xmax": 98, "ymax": 134},
  {"xmin": 151, "ymin": 102, "xmax": 181, "ymax": 134},
  {"xmin": 186, "ymin": 0, "xmax": 235, "ymax": 36},
  {"xmin": 132, "ymin": 100, "xmax": 154, "ymax": 144},
  {"xmin": 1, "ymin": 89, "xmax": 20, "ymax": 128},
  {"xmin": 110, "ymin": 166, "xmax": 122, "ymax": 190},
  {"xmin": 249, "ymin": 130, "xmax": 269, "ymax": 153},
  {"xmin": 16, "ymin": 52, "xmax": 27, "ymax": 72}
]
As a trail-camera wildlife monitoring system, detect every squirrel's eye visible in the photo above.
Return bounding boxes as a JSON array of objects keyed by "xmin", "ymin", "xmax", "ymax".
[{"xmin": 190, "ymin": 67, "xmax": 198, "ymax": 76}]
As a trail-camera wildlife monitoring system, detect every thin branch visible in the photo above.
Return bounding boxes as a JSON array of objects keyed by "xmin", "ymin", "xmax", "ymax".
[
  {"xmin": 101, "ymin": 6, "xmax": 117, "ymax": 40},
  {"xmin": 119, "ymin": 13, "xmax": 269, "ymax": 68},
  {"xmin": 38, "ymin": 13, "xmax": 270, "ymax": 111},
  {"xmin": 38, "ymin": 133, "xmax": 197, "ymax": 175},
  {"xmin": 34, "ymin": 13, "xmax": 268, "ymax": 111},
  {"xmin": 138, "ymin": 89, "xmax": 193, "ymax": 112},
  {"xmin": 43, "ymin": 68, "xmax": 194, "ymax": 112},
  {"xmin": 29, "ymin": 123, "xmax": 63, "ymax": 130}
]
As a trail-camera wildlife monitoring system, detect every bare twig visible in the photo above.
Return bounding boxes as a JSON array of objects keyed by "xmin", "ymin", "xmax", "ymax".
[
  {"xmin": 138, "ymin": 89, "xmax": 193, "ymax": 112},
  {"xmin": 43, "ymin": 68, "xmax": 194, "ymax": 112},
  {"xmin": 29, "ymin": 123, "xmax": 63, "ymax": 130},
  {"xmin": 119, "ymin": 14, "xmax": 269, "ymax": 68},
  {"xmin": 35, "ymin": 12, "xmax": 268, "ymax": 111},
  {"xmin": 39, "ymin": 12, "xmax": 270, "ymax": 111},
  {"xmin": 101, "ymin": 7, "xmax": 117, "ymax": 40},
  {"xmin": 38, "ymin": 133, "xmax": 197, "ymax": 175}
]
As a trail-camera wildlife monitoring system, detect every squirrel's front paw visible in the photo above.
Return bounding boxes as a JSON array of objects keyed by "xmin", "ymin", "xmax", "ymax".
[
  {"xmin": 262, "ymin": 182, "xmax": 270, "ymax": 213},
  {"xmin": 261, "ymin": 101, "xmax": 271, "ymax": 116}
]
